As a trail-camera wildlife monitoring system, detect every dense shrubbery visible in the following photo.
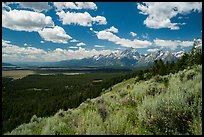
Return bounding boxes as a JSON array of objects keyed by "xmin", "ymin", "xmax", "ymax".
[{"xmin": 137, "ymin": 66, "xmax": 202, "ymax": 134}]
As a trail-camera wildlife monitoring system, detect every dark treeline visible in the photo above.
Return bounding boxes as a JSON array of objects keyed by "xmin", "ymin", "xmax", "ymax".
[
  {"xmin": 34, "ymin": 67, "xmax": 132, "ymax": 73},
  {"xmin": 2, "ymin": 40, "xmax": 202, "ymax": 134}
]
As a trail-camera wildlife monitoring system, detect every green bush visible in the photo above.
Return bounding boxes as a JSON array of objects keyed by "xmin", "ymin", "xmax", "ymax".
[
  {"xmin": 145, "ymin": 83, "xmax": 166, "ymax": 96},
  {"xmin": 137, "ymin": 66, "xmax": 202, "ymax": 135},
  {"xmin": 186, "ymin": 69, "xmax": 196, "ymax": 81}
]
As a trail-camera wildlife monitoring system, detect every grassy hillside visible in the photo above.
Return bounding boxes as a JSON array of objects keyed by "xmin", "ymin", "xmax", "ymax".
[{"xmin": 5, "ymin": 64, "xmax": 202, "ymax": 135}]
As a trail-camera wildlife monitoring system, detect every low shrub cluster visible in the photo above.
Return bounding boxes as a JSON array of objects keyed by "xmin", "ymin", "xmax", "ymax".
[{"xmin": 136, "ymin": 66, "xmax": 202, "ymax": 135}]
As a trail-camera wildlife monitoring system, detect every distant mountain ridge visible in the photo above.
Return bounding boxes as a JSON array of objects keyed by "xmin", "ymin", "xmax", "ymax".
[
  {"xmin": 46, "ymin": 47, "xmax": 185, "ymax": 67},
  {"xmin": 4, "ymin": 48, "xmax": 188, "ymax": 68},
  {"xmin": 2, "ymin": 62, "xmax": 17, "ymax": 67}
]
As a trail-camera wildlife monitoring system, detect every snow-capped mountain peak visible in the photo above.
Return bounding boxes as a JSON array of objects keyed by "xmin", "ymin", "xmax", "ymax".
[
  {"xmin": 58, "ymin": 47, "xmax": 188, "ymax": 67},
  {"xmin": 119, "ymin": 47, "xmax": 140, "ymax": 59},
  {"xmin": 172, "ymin": 51, "xmax": 185, "ymax": 58}
]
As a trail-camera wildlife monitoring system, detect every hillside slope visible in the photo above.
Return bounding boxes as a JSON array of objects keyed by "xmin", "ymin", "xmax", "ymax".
[{"xmin": 5, "ymin": 65, "xmax": 202, "ymax": 135}]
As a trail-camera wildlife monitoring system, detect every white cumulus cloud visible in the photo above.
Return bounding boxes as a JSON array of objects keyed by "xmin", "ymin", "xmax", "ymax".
[
  {"xmin": 38, "ymin": 26, "xmax": 72, "ymax": 44},
  {"xmin": 94, "ymin": 45, "xmax": 105, "ymax": 48},
  {"xmin": 2, "ymin": 9, "xmax": 54, "ymax": 32},
  {"xmin": 142, "ymin": 33, "xmax": 149, "ymax": 39},
  {"xmin": 54, "ymin": 2, "xmax": 97, "ymax": 11},
  {"xmin": 2, "ymin": 39, "xmax": 11, "ymax": 44},
  {"xmin": 69, "ymin": 46, "xmax": 78, "ymax": 49},
  {"xmin": 96, "ymin": 27, "xmax": 152, "ymax": 48},
  {"xmin": 2, "ymin": 40, "xmax": 47, "ymax": 62},
  {"xmin": 70, "ymin": 39, "xmax": 79, "ymax": 43},
  {"xmin": 137, "ymin": 2, "xmax": 202, "ymax": 30},
  {"xmin": 153, "ymin": 38, "xmax": 194, "ymax": 50},
  {"xmin": 77, "ymin": 42, "xmax": 86, "ymax": 46},
  {"xmin": 130, "ymin": 32, "xmax": 137, "ymax": 37},
  {"xmin": 56, "ymin": 11, "xmax": 107, "ymax": 27},
  {"xmin": 2, "ymin": 40, "xmax": 118, "ymax": 62},
  {"xmin": 11, "ymin": 2, "xmax": 52, "ymax": 12},
  {"xmin": 105, "ymin": 26, "xmax": 119, "ymax": 33}
]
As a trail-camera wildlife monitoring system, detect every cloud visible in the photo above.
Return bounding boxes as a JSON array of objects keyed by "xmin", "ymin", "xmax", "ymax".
[
  {"xmin": 53, "ymin": 2, "xmax": 97, "ymax": 11},
  {"xmin": 130, "ymin": 32, "xmax": 137, "ymax": 37},
  {"xmin": 94, "ymin": 45, "xmax": 105, "ymax": 48},
  {"xmin": 142, "ymin": 33, "xmax": 149, "ymax": 39},
  {"xmin": 44, "ymin": 47, "xmax": 118, "ymax": 62},
  {"xmin": 38, "ymin": 26, "xmax": 72, "ymax": 44},
  {"xmin": 75, "ymin": 2, "xmax": 97, "ymax": 10},
  {"xmin": 2, "ymin": 42, "xmax": 45, "ymax": 56},
  {"xmin": 56, "ymin": 11, "xmax": 107, "ymax": 27},
  {"xmin": 2, "ymin": 39, "xmax": 11, "ymax": 44},
  {"xmin": 179, "ymin": 41, "xmax": 195, "ymax": 47},
  {"xmin": 90, "ymin": 28, "xmax": 93, "ymax": 31},
  {"xmin": 153, "ymin": 38, "xmax": 194, "ymax": 50},
  {"xmin": 2, "ymin": 9, "xmax": 54, "ymax": 32},
  {"xmin": 2, "ymin": 40, "xmax": 47, "ymax": 62},
  {"xmin": 69, "ymin": 46, "xmax": 78, "ymax": 49},
  {"xmin": 147, "ymin": 48, "xmax": 159, "ymax": 52},
  {"xmin": 2, "ymin": 2, "xmax": 11, "ymax": 11},
  {"xmin": 137, "ymin": 2, "xmax": 202, "ymax": 30},
  {"xmin": 89, "ymin": 27, "xmax": 98, "ymax": 33},
  {"xmin": 77, "ymin": 42, "xmax": 86, "ymax": 46},
  {"xmin": 70, "ymin": 39, "xmax": 79, "ymax": 43},
  {"xmin": 105, "ymin": 26, "xmax": 119, "ymax": 33},
  {"xmin": 96, "ymin": 27, "xmax": 152, "ymax": 48},
  {"xmin": 12, "ymin": 2, "xmax": 52, "ymax": 12},
  {"xmin": 2, "ymin": 40, "xmax": 118, "ymax": 62}
]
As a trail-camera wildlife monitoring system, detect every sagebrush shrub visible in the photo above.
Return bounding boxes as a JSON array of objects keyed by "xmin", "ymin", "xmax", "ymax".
[
  {"xmin": 137, "ymin": 66, "xmax": 202, "ymax": 135},
  {"xmin": 138, "ymin": 93, "xmax": 195, "ymax": 134},
  {"xmin": 30, "ymin": 115, "xmax": 39, "ymax": 123},
  {"xmin": 179, "ymin": 72, "xmax": 185, "ymax": 81},
  {"xmin": 186, "ymin": 70, "xmax": 196, "ymax": 81},
  {"xmin": 118, "ymin": 89, "xmax": 128, "ymax": 98},
  {"xmin": 145, "ymin": 84, "xmax": 165, "ymax": 96},
  {"xmin": 97, "ymin": 105, "xmax": 108, "ymax": 122}
]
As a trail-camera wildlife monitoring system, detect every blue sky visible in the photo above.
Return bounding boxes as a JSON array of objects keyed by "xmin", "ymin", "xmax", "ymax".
[{"xmin": 2, "ymin": 2, "xmax": 202, "ymax": 62}]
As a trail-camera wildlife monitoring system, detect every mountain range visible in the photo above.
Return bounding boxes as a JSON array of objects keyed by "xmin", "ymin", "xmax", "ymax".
[
  {"xmin": 44, "ymin": 47, "xmax": 185, "ymax": 67},
  {"xmin": 2, "ymin": 62, "xmax": 17, "ymax": 67}
]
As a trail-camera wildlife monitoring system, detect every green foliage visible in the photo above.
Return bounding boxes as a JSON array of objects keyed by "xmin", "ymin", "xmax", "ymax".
[
  {"xmin": 96, "ymin": 98, "xmax": 108, "ymax": 122},
  {"xmin": 137, "ymin": 66, "xmax": 202, "ymax": 135},
  {"xmin": 145, "ymin": 83, "xmax": 166, "ymax": 96}
]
